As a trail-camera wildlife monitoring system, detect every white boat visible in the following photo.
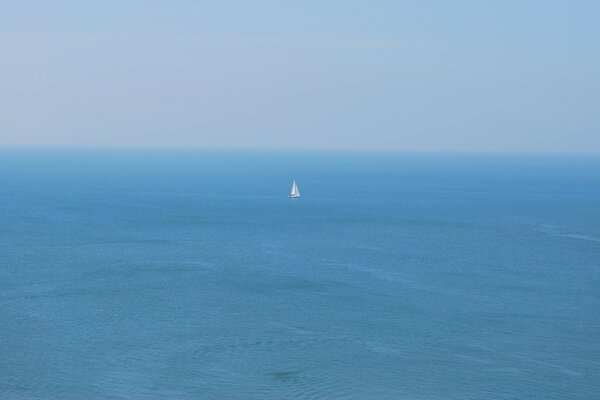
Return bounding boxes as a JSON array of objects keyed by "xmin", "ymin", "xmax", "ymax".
[{"xmin": 289, "ymin": 180, "xmax": 300, "ymax": 198}]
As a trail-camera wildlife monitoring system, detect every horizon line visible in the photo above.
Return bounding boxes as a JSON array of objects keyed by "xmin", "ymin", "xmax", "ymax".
[{"xmin": 1, "ymin": 144, "xmax": 600, "ymax": 157}]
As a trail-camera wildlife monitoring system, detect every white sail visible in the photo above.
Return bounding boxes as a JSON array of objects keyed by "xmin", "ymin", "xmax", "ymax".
[{"xmin": 289, "ymin": 180, "xmax": 300, "ymax": 198}]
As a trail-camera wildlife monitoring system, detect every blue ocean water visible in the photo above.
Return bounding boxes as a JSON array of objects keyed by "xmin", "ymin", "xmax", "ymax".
[{"xmin": 1, "ymin": 150, "xmax": 599, "ymax": 399}]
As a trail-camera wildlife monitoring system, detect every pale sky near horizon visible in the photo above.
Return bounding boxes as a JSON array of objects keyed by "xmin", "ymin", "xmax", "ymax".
[{"xmin": 1, "ymin": 1, "xmax": 599, "ymax": 153}]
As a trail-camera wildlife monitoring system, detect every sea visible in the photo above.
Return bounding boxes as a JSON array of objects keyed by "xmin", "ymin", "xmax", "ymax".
[{"xmin": 1, "ymin": 150, "xmax": 599, "ymax": 399}]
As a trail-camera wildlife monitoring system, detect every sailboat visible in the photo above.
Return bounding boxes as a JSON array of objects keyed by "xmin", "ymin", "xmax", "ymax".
[{"xmin": 289, "ymin": 180, "xmax": 301, "ymax": 198}]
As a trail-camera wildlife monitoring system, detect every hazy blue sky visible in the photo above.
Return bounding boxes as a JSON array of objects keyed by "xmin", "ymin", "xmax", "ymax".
[{"xmin": 1, "ymin": 1, "xmax": 599, "ymax": 152}]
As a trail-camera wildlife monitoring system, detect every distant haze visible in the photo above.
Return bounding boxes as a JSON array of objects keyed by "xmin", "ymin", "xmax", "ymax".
[{"xmin": 1, "ymin": 1, "xmax": 599, "ymax": 153}]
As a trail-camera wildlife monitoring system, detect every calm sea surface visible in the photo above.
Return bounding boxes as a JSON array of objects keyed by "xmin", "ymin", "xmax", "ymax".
[{"xmin": 1, "ymin": 150, "xmax": 599, "ymax": 399}]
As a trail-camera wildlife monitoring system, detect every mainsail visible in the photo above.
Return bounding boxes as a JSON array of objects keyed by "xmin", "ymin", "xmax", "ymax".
[{"xmin": 289, "ymin": 180, "xmax": 300, "ymax": 198}]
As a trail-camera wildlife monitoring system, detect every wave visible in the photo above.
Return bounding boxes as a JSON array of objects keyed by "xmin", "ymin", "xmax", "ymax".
[{"xmin": 535, "ymin": 225, "xmax": 600, "ymax": 242}]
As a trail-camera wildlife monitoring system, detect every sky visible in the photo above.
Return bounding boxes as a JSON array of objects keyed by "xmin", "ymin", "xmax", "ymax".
[{"xmin": 1, "ymin": 1, "xmax": 599, "ymax": 153}]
